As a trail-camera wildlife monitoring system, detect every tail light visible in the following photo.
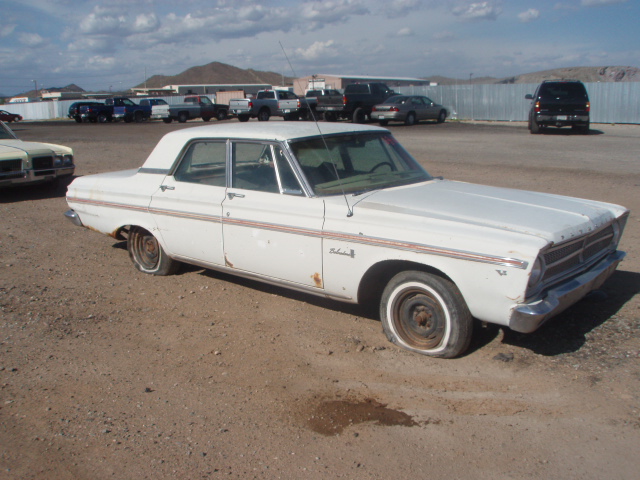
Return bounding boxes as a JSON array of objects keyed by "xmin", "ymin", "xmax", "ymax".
[
  {"xmin": 296, "ymin": 99, "xmax": 301, "ymax": 108},
  {"xmin": 342, "ymin": 95, "xmax": 347, "ymax": 105},
  {"xmin": 534, "ymin": 101, "xmax": 541, "ymax": 113},
  {"xmin": 586, "ymin": 102, "xmax": 590, "ymax": 112},
  {"xmin": 248, "ymin": 101, "xmax": 253, "ymax": 108},
  {"xmin": 389, "ymin": 107, "xmax": 399, "ymax": 112}
]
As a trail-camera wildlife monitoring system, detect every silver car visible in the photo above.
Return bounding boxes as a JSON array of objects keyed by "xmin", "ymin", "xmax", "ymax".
[{"xmin": 371, "ymin": 95, "xmax": 447, "ymax": 126}]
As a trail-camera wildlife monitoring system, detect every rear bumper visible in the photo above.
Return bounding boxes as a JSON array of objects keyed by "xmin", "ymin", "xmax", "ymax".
[
  {"xmin": 508, "ymin": 250, "xmax": 625, "ymax": 333},
  {"xmin": 535, "ymin": 114, "xmax": 589, "ymax": 127}
]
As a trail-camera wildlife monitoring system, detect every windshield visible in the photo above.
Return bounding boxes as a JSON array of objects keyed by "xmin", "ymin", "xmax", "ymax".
[
  {"xmin": 289, "ymin": 132, "xmax": 432, "ymax": 196},
  {"xmin": 0, "ymin": 122, "xmax": 17, "ymax": 140}
]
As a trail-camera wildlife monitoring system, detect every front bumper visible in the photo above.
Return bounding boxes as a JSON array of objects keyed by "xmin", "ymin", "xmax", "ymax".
[
  {"xmin": 509, "ymin": 250, "xmax": 625, "ymax": 333},
  {"xmin": 0, "ymin": 166, "xmax": 74, "ymax": 188},
  {"xmin": 64, "ymin": 209, "xmax": 83, "ymax": 227}
]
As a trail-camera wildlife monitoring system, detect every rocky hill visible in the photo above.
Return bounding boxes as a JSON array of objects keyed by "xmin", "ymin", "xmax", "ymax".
[
  {"xmin": 138, "ymin": 62, "xmax": 294, "ymax": 89},
  {"xmin": 429, "ymin": 66, "xmax": 640, "ymax": 85}
]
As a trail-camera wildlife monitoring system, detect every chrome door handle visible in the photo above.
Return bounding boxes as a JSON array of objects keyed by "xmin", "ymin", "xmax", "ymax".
[{"xmin": 227, "ymin": 192, "xmax": 245, "ymax": 199}]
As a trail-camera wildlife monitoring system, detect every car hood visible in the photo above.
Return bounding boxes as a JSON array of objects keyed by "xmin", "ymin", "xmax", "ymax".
[
  {"xmin": 356, "ymin": 179, "xmax": 625, "ymax": 245},
  {"xmin": 0, "ymin": 139, "xmax": 54, "ymax": 154},
  {"xmin": 0, "ymin": 139, "xmax": 71, "ymax": 155}
]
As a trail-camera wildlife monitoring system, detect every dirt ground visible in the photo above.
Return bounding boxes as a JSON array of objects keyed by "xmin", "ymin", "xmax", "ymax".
[{"xmin": 1, "ymin": 119, "xmax": 638, "ymax": 479}]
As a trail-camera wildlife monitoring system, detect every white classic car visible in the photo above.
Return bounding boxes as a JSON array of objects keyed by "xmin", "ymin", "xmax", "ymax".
[
  {"xmin": 1, "ymin": 121, "xmax": 75, "ymax": 188},
  {"xmin": 64, "ymin": 123, "xmax": 628, "ymax": 358}
]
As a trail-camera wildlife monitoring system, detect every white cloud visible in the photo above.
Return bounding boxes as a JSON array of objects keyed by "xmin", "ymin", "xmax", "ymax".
[
  {"xmin": 0, "ymin": 25, "xmax": 17, "ymax": 37},
  {"xmin": 294, "ymin": 40, "xmax": 339, "ymax": 61},
  {"xmin": 518, "ymin": 8, "xmax": 540, "ymax": 22},
  {"xmin": 452, "ymin": 2, "xmax": 502, "ymax": 21},
  {"xmin": 397, "ymin": 27, "xmax": 414, "ymax": 37},
  {"xmin": 18, "ymin": 33, "xmax": 46, "ymax": 47}
]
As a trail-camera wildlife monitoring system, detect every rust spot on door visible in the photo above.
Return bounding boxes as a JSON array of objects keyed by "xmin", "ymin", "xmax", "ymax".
[
  {"xmin": 225, "ymin": 254, "xmax": 234, "ymax": 268},
  {"xmin": 312, "ymin": 272, "xmax": 323, "ymax": 288}
]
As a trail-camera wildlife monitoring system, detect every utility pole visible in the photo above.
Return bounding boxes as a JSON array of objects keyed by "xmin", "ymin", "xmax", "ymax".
[{"xmin": 32, "ymin": 79, "xmax": 38, "ymax": 101}]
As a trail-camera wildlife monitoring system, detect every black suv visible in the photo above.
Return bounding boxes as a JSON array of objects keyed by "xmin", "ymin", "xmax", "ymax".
[{"xmin": 525, "ymin": 80, "xmax": 590, "ymax": 134}]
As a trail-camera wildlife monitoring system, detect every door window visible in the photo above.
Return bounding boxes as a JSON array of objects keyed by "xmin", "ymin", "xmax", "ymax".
[
  {"xmin": 231, "ymin": 142, "xmax": 302, "ymax": 195},
  {"xmin": 174, "ymin": 141, "xmax": 227, "ymax": 186}
]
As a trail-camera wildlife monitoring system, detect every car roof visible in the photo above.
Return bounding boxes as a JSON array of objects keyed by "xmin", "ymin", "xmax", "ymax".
[{"xmin": 141, "ymin": 122, "xmax": 388, "ymax": 170}]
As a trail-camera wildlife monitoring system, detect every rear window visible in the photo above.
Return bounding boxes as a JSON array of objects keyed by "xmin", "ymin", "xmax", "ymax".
[
  {"xmin": 345, "ymin": 84, "xmax": 370, "ymax": 94},
  {"xmin": 539, "ymin": 83, "xmax": 588, "ymax": 100}
]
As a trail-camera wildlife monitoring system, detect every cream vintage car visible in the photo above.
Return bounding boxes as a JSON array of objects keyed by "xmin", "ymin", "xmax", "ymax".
[
  {"xmin": 0, "ymin": 121, "xmax": 75, "ymax": 188},
  {"xmin": 64, "ymin": 123, "xmax": 628, "ymax": 358}
]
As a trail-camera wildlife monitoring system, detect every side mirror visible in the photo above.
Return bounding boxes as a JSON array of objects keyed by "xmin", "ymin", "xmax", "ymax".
[{"xmin": 525, "ymin": 94, "xmax": 533, "ymax": 100}]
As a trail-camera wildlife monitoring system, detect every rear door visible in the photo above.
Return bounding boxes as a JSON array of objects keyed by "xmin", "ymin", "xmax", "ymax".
[{"xmin": 149, "ymin": 140, "xmax": 227, "ymax": 266}]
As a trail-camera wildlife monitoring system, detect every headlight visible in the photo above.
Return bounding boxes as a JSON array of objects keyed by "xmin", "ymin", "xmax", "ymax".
[
  {"xmin": 63, "ymin": 154, "xmax": 74, "ymax": 166},
  {"xmin": 527, "ymin": 256, "xmax": 544, "ymax": 289},
  {"xmin": 54, "ymin": 155, "xmax": 63, "ymax": 167}
]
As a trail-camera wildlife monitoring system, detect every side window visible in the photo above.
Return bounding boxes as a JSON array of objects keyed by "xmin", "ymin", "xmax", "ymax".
[
  {"xmin": 174, "ymin": 141, "xmax": 227, "ymax": 186},
  {"xmin": 232, "ymin": 143, "xmax": 303, "ymax": 195}
]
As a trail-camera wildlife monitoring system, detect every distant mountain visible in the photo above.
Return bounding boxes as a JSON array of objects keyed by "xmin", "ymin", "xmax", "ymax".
[
  {"xmin": 427, "ymin": 66, "xmax": 640, "ymax": 85},
  {"xmin": 138, "ymin": 62, "xmax": 294, "ymax": 89}
]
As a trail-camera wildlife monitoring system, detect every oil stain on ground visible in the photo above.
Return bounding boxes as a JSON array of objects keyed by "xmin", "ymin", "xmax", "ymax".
[{"xmin": 306, "ymin": 397, "xmax": 418, "ymax": 436}]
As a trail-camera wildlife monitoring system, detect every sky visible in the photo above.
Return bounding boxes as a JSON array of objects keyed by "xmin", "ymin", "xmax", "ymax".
[{"xmin": 1, "ymin": 0, "xmax": 638, "ymax": 96}]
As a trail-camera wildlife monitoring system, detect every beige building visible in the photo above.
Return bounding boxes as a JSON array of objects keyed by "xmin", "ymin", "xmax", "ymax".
[{"xmin": 292, "ymin": 74, "xmax": 430, "ymax": 96}]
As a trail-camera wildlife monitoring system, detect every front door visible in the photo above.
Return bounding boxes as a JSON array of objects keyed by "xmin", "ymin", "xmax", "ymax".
[{"xmin": 221, "ymin": 141, "xmax": 325, "ymax": 289}]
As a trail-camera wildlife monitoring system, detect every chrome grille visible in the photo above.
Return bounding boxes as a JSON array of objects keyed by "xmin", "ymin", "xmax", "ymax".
[
  {"xmin": 0, "ymin": 159, "xmax": 25, "ymax": 179},
  {"xmin": 542, "ymin": 224, "xmax": 614, "ymax": 283},
  {"xmin": 32, "ymin": 155, "xmax": 55, "ymax": 176}
]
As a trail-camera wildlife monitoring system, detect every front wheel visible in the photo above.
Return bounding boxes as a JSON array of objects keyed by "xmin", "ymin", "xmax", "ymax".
[
  {"xmin": 380, "ymin": 271, "xmax": 472, "ymax": 358},
  {"xmin": 216, "ymin": 109, "xmax": 228, "ymax": 121},
  {"xmin": 127, "ymin": 226, "xmax": 179, "ymax": 276},
  {"xmin": 437, "ymin": 110, "xmax": 446, "ymax": 123}
]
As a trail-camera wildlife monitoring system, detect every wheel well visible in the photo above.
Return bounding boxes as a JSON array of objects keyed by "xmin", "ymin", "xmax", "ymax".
[{"xmin": 357, "ymin": 260, "xmax": 452, "ymax": 306}]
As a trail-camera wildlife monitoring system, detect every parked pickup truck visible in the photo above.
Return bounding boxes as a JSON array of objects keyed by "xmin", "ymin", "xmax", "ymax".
[
  {"xmin": 316, "ymin": 82, "xmax": 395, "ymax": 123},
  {"xmin": 165, "ymin": 95, "xmax": 228, "ymax": 123},
  {"xmin": 112, "ymin": 98, "xmax": 152, "ymax": 123},
  {"xmin": 296, "ymin": 89, "xmax": 342, "ymax": 120},
  {"xmin": 139, "ymin": 98, "xmax": 170, "ymax": 121},
  {"xmin": 230, "ymin": 90, "xmax": 301, "ymax": 122}
]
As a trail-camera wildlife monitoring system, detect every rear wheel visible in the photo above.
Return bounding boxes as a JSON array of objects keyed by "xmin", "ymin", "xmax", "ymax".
[
  {"xmin": 163, "ymin": 117, "xmax": 173, "ymax": 124},
  {"xmin": 529, "ymin": 117, "xmax": 541, "ymax": 134},
  {"xmin": 238, "ymin": 114, "xmax": 250, "ymax": 122},
  {"xmin": 324, "ymin": 111, "xmax": 337, "ymax": 122},
  {"xmin": 97, "ymin": 113, "xmax": 108, "ymax": 123},
  {"xmin": 257, "ymin": 109, "xmax": 270, "ymax": 121},
  {"xmin": 352, "ymin": 107, "xmax": 366, "ymax": 124},
  {"xmin": 216, "ymin": 109, "xmax": 228, "ymax": 121},
  {"xmin": 379, "ymin": 120, "xmax": 389, "ymax": 126},
  {"xmin": 128, "ymin": 226, "xmax": 179, "ymax": 276},
  {"xmin": 202, "ymin": 116, "xmax": 211, "ymax": 122},
  {"xmin": 404, "ymin": 112, "xmax": 416, "ymax": 126},
  {"xmin": 437, "ymin": 110, "xmax": 447, "ymax": 123},
  {"xmin": 134, "ymin": 111, "xmax": 144, "ymax": 123},
  {"xmin": 380, "ymin": 271, "xmax": 472, "ymax": 358},
  {"xmin": 178, "ymin": 112, "xmax": 188, "ymax": 123}
]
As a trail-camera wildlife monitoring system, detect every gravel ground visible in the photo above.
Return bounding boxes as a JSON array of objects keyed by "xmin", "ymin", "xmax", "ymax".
[{"xmin": 0, "ymin": 119, "xmax": 638, "ymax": 479}]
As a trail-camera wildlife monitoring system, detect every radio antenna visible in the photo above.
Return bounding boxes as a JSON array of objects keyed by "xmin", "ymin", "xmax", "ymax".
[{"xmin": 278, "ymin": 41, "xmax": 354, "ymax": 217}]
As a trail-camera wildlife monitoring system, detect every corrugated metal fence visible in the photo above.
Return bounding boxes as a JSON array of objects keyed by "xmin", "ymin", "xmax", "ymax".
[
  {"xmin": 4, "ymin": 83, "xmax": 640, "ymax": 124},
  {"xmin": 397, "ymin": 82, "xmax": 640, "ymax": 124}
]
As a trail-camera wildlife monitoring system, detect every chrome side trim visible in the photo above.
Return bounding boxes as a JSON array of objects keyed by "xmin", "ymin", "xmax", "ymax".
[{"xmin": 67, "ymin": 196, "xmax": 529, "ymax": 270}]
